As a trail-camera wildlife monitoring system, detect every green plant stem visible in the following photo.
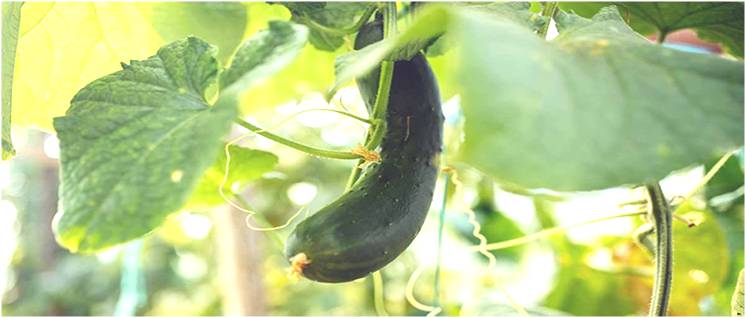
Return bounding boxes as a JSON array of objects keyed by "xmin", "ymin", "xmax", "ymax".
[
  {"xmin": 657, "ymin": 30, "xmax": 668, "ymax": 44},
  {"xmin": 235, "ymin": 118, "xmax": 360, "ymax": 160},
  {"xmin": 345, "ymin": 3, "xmax": 398, "ymax": 188},
  {"xmin": 538, "ymin": 2, "xmax": 558, "ymax": 39},
  {"xmin": 298, "ymin": 4, "xmax": 377, "ymax": 36},
  {"xmin": 645, "ymin": 182, "xmax": 673, "ymax": 317}
]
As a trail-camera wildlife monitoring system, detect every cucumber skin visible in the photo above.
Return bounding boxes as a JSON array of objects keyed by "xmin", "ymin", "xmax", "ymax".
[{"xmin": 284, "ymin": 21, "xmax": 443, "ymax": 283}]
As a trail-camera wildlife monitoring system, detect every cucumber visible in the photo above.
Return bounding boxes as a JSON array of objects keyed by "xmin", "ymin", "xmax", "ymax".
[{"xmin": 284, "ymin": 20, "xmax": 443, "ymax": 283}]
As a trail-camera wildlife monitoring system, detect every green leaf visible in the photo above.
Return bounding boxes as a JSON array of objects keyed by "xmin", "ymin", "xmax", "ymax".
[
  {"xmin": 281, "ymin": 2, "xmax": 374, "ymax": 51},
  {"xmin": 52, "ymin": 37, "xmax": 236, "ymax": 253},
  {"xmin": 559, "ymin": 2, "xmax": 744, "ymax": 57},
  {"xmin": 220, "ymin": 20, "xmax": 308, "ymax": 95},
  {"xmin": 619, "ymin": 2, "xmax": 744, "ymax": 57},
  {"xmin": 2, "ymin": 2, "xmax": 22, "ymax": 160},
  {"xmin": 186, "ymin": 145, "xmax": 278, "ymax": 208},
  {"xmin": 558, "ymin": 2, "xmax": 658, "ymax": 33},
  {"xmin": 455, "ymin": 6, "xmax": 744, "ymax": 191},
  {"xmin": 148, "ymin": 2, "xmax": 248, "ymax": 63}
]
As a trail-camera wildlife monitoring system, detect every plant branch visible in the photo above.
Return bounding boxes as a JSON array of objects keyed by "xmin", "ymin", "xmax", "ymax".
[
  {"xmin": 346, "ymin": 3, "xmax": 398, "ymax": 188},
  {"xmin": 538, "ymin": 2, "xmax": 558, "ymax": 39},
  {"xmin": 234, "ymin": 118, "xmax": 361, "ymax": 160},
  {"xmin": 657, "ymin": 30, "xmax": 668, "ymax": 44},
  {"xmin": 645, "ymin": 182, "xmax": 673, "ymax": 317}
]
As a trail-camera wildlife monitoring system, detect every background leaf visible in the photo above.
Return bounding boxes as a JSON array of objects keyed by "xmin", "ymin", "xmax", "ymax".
[
  {"xmin": 53, "ymin": 37, "xmax": 235, "ymax": 253},
  {"xmin": 455, "ymin": 6, "xmax": 744, "ymax": 191},
  {"xmin": 2, "ymin": 2, "xmax": 23, "ymax": 160},
  {"xmin": 147, "ymin": 2, "xmax": 248, "ymax": 63},
  {"xmin": 220, "ymin": 21, "xmax": 308, "ymax": 94},
  {"xmin": 186, "ymin": 146, "xmax": 278, "ymax": 208},
  {"xmin": 238, "ymin": 3, "xmax": 336, "ymax": 114}
]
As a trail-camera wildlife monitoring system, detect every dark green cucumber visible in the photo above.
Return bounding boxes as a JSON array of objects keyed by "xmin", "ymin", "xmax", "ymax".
[{"xmin": 284, "ymin": 20, "xmax": 443, "ymax": 283}]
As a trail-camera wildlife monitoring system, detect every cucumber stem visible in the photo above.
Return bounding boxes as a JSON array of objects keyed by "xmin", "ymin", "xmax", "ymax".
[
  {"xmin": 234, "ymin": 118, "xmax": 361, "ymax": 160},
  {"xmin": 345, "ymin": 3, "xmax": 398, "ymax": 188}
]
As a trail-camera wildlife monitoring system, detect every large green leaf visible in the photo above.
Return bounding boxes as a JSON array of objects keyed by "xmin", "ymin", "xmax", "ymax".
[
  {"xmin": 186, "ymin": 145, "xmax": 278, "ymax": 208},
  {"xmin": 560, "ymin": 2, "xmax": 744, "ymax": 57},
  {"xmin": 455, "ymin": 6, "xmax": 744, "ymax": 191},
  {"xmin": 2, "ymin": 2, "xmax": 22, "ymax": 160},
  {"xmin": 148, "ymin": 2, "xmax": 248, "ymax": 63},
  {"xmin": 53, "ymin": 38, "xmax": 235, "ymax": 253},
  {"xmin": 52, "ymin": 20, "xmax": 307, "ymax": 253}
]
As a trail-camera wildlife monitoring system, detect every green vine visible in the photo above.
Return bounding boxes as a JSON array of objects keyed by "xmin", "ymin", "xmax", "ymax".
[
  {"xmin": 538, "ymin": 2, "xmax": 558, "ymax": 39},
  {"xmin": 234, "ymin": 118, "xmax": 361, "ymax": 160},
  {"xmin": 346, "ymin": 2, "xmax": 398, "ymax": 188},
  {"xmin": 645, "ymin": 182, "xmax": 673, "ymax": 317}
]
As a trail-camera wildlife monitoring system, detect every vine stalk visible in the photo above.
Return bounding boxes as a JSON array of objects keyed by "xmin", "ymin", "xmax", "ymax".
[
  {"xmin": 235, "ymin": 118, "xmax": 361, "ymax": 160},
  {"xmin": 346, "ymin": 2, "xmax": 397, "ymax": 188},
  {"xmin": 645, "ymin": 182, "xmax": 673, "ymax": 317},
  {"xmin": 538, "ymin": 2, "xmax": 558, "ymax": 39}
]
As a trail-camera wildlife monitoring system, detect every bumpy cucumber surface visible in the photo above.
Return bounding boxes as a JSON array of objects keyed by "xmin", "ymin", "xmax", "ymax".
[{"xmin": 284, "ymin": 20, "xmax": 443, "ymax": 283}]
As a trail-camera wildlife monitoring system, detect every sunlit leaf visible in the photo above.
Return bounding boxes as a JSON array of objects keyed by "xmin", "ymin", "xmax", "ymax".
[
  {"xmin": 456, "ymin": 6, "xmax": 743, "ymax": 191},
  {"xmin": 12, "ymin": 3, "xmax": 247, "ymax": 132},
  {"xmin": 2, "ymin": 2, "xmax": 23, "ymax": 160}
]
